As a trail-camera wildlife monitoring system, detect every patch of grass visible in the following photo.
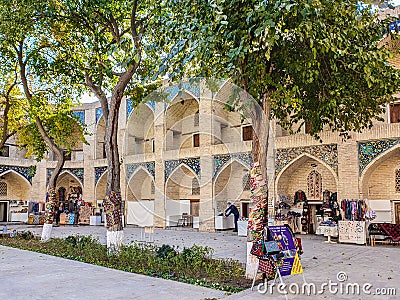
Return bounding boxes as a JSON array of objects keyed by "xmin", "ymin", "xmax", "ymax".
[{"xmin": 0, "ymin": 232, "xmax": 250, "ymax": 293}]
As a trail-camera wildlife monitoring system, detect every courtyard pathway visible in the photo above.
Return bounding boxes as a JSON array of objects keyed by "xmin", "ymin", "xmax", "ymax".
[{"xmin": 0, "ymin": 224, "xmax": 399, "ymax": 299}]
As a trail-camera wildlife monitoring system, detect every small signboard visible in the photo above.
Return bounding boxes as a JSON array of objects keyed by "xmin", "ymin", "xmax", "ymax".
[{"xmin": 268, "ymin": 225, "xmax": 303, "ymax": 276}]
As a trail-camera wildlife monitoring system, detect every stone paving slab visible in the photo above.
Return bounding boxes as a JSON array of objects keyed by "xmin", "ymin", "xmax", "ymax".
[{"xmin": 0, "ymin": 245, "xmax": 226, "ymax": 300}]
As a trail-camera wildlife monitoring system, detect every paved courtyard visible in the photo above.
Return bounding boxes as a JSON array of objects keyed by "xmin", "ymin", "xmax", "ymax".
[{"xmin": 0, "ymin": 224, "xmax": 399, "ymax": 299}]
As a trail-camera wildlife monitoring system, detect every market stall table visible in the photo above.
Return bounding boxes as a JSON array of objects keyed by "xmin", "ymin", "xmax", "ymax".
[{"xmin": 316, "ymin": 225, "xmax": 338, "ymax": 243}]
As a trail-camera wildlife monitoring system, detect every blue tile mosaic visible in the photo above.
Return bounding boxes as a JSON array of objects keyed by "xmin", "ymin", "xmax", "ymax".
[
  {"xmin": 276, "ymin": 144, "xmax": 338, "ymax": 175},
  {"xmin": 73, "ymin": 111, "xmax": 85, "ymax": 124},
  {"xmin": 165, "ymin": 158, "xmax": 200, "ymax": 180},
  {"xmin": 0, "ymin": 165, "xmax": 34, "ymax": 184},
  {"xmin": 358, "ymin": 138, "xmax": 400, "ymax": 175},
  {"xmin": 47, "ymin": 168, "xmax": 84, "ymax": 185},
  {"xmin": 127, "ymin": 99, "xmax": 155, "ymax": 120},
  {"xmin": 126, "ymin": 162, "xmax": 155, "ymax": 181},
  {"xmin": 213, "ymin": 152, "xmax": 252, "ymax": 179},
  {"xmin": 146, "ymin": 101, "xmax": 155, "ymax": 111},
  {"xmin": 126, "ymin": 99, "xmax": 133, "ymax": 120},
  {"xmin": 95, "ymin": 166, "xmax": 107, "ymax": 184},
  {"xmin": 96, "ymin": 108, "xmax": 103, "ymax": 124}
]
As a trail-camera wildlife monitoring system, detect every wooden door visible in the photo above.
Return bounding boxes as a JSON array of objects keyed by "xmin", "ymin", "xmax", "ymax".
[{"xmin": 395, "ymin": 203, "xmax": 400, "ymax": 225}]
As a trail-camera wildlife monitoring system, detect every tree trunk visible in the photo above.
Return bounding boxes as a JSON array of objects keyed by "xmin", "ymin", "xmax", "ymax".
[
  {"xmin": 36, "ymin": 117, "xmax": 65, "ymax": 242},
  {"xmin": 247, "ymin": 95, "xmax": 271, "ymax": 241},
  {"xmin": 102, "ymin": 93, "xmax": 124, "ymax": 253}
]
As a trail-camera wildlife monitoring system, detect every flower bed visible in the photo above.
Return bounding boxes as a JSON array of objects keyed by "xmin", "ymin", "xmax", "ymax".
[{"xmin": 0, "ymin": 232, "xmax": 250, "ymax": 293}]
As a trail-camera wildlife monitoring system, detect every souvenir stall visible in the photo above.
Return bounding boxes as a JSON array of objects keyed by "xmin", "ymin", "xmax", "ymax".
[
  {"xmin": 315, "ymin": 191, "xmax": 340, "ymax": 242},
  {"xmin": 272, "ymin": 194, "xmax": 304, "ymax": 234},
  {"xmin": 9, "ymin": 201, "xmax": 29, "ymax": 222},
  {"xmin": 338, "ymin": 199, "xmax": 368, "ymax": 245},
  {"xmin": 27, "ymin": 201, "xmax": 45, "ymax": 225},
  {"xmin": 59, "ymin": 201, "xmax": 94, "ymax": 225}
]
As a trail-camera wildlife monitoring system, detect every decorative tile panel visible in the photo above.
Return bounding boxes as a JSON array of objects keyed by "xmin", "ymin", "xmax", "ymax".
[
  {"xmin": 213, "ymin": 152, "xmax": 252, "ymax": 179},
  {"xmin": 146, "ymin": 101, "xmax": 155, "ymax": 111},
  {"xmin": 95, "ymin": 166, "xmax": 107, "ymax": 184},
  {"xmin": 126, "ymin": 161, "xmax": 155, "ymax": 181},
  {"xmin": 0, "ymin": 165, "xmax": 34, "ymax": 184},
  {"xmin": 73, "ymin": 111, "xmax": 85, "ymax": 124},
  {"xmin": 276, "ymin": 144, "xmax": 338, "ymax": 175},
  {"xmin": 358, "ymin": 138, "xmax": 400, "ymax": 175},
  {"xmin": 165, "ymin": 158, "xmax": 200, "ymax": 180},
  {"xmin": 126, "ymin": 99, "xmax": 133, "ymax": 120},
  {"xmin": 96, "ymin": 108, "xmax": 103, "ymax": 124},
  {"xmin": 47, "ymin": 168, "xmax": 84, "ymax": 185},
  {"xmin": 127, "ymin": 99, "xmax": 155, "ymax": 120}
]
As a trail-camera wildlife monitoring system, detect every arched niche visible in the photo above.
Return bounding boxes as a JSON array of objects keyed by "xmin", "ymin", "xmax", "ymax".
[
  {"xmin": 125, "ymin": 103, "xmax": 155, "ymax": 156},
  {"xmin": 56, "ymin": 171, "xmax": 83, "ymax": 204},
  {"xmin": 0, "ymin": 170, "xmax": 31, "ymax": 201},
  {"xmin": 276, "ymin": 153, "xmax": 337, "ymax": 201},
  {"xmin": 165, "ymin": 93, "xmax": 199, "ymax": 151},
  {"xmin": 126, "ymin": 168, "xmax": 155, "ymax": 226},
  {"xmin": 95, "ymin": 171, "xmax": 107, "ymax": 201},
  {"xmin": 360, "ymin": 146, "xmax": 400, "ymax": 200},
  {"xmin": 95, "ymin": 117, "xmax": 106, "ymax": 159},
  {"xmin": 165, "ymin": 164, "xmax": 199, "ymax": 225},
  {"xmin": 213, "ymin": 160, "xmax": 250, "ymax": 214}
]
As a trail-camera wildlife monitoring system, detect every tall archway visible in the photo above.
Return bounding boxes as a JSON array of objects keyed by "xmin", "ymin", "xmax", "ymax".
[
  {"xmin": 360, "ymin": 146, "xmax": 400, "ymax": 200},
  {"xmin": 95, "ymin": 171, "xmax": 107, "ymax": 201},
  {"xmin": 165, "ymin": 164, "xmax": 199, "ymax": 226},
  {"xmin": 0, "ymin": 170, "xmax": 31, "ymax": 201},
  {"xmin": 213, "ymin": 160, "xmax": 250, "ymax": 216},
  {"xmin": 126, "ymin": 168, "xmax": 155, "ymax": 226},
  {"xmin": 56, "ymin": 171, "xmax": 84, "ymax": 208},
  {"xmin": 165, "ymin": 93, "xmax": 199, "ymax": 151},
  {"xmin": 276, "ymin": 154, "xmax": 337, "ymax": 200},
  {"xmin": 0, "ymin": 170, "xmax": 31, "ymax": 222},
  {"xmin": 276, "ymin": 154, "xmax": 337, "ymax": 233},
  {"xmin": 360, "ymin": 146, "xmax": 400, "ymax": 223},
  {"xmin": 95, "ymin": 117, "xmax": 106, "ymax": 159},
  {"xmin": 125, "ymin": 103, "xmax": 155, "ymax": 156}
]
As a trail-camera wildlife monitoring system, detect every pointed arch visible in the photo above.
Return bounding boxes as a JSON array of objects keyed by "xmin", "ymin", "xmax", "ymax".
[
  {"xmin": 0, "ymin": 170, "xmax": 31, "ymax": 201},
  {"xmin": 57, "ymin": 170, "xmax": 84, "ymax": 188},
  {"xmin": 360, "ymin": 144, "xmax": 400, "ymax": 198},
  {"xmin": 276, "ymin": 153, "xmax": 338, "ymax": 189},
  {"xmin": 275, "ymin": 153, "xmax": 338, "ymax": 201},
  {"xmin": 0, "ymin": 169, "xmax": 31, "ymax": 186},
  {"xmin": 213, "ymin": 157, "xmax": 250, "ymax": 183},
  {"xmin": 95, "ymin": 170, "xmax": 108, "ymax": 201},
  {"xmin": 125, "ymin": 102, "xmax": 155, "ymax": 156},
  {"xmin": 127, "ymin": 167, "xmax": 155, "ymax": 201},
  {"xmin": 127, "ymin": 165, "xmax": 154, "ymax": 184},
  {"xmin": 213, "ymin": 159, "xmax": 250, "ymax": 214},
  {"xmin": 166, "ymin": 163, "xmax": 199, "ymax": 184}
]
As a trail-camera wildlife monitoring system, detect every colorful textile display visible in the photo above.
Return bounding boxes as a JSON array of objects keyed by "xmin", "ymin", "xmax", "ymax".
[
  {"xmin": 43, "ymin": 188, "xmax": 56, "ymax": 224},
  {"xmin": 340, "ymin": 199, "xmax": 367, "ymax": 221},
  {"xmin": 78, "ymin": 206, "xmax": 92, "ymax": 225},
  {"xmin": 103, "ymin": 191, "xmax": 123, "ymax": 231},
  {"xmin": 377, "ymin": 223, "xmax": 400, "ymax": 242},
  {"xmin": 247, "ymin": 162, "xmax": 268, "ymax": 241}
]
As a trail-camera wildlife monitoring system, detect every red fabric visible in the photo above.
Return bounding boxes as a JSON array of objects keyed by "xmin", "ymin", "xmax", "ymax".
[
  {"xmin": 378, "ymin": 223, "xmax": 400, "ymax": 242},
  {"xmin": 258, "ymin": 259, "xmax": 275, "ymax": 275}
]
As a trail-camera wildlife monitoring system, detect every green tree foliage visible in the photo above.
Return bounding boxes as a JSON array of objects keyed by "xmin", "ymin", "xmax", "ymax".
[
  {"xmin": 42, "ymin": 0, "xmax": 166, "ymax": 194},
  {"xmin": 0, "ymin": 0, "xmax": 87, "ymax": 190},
  {"xmin": 160, "ymin": 0, "xmax": 400, "ymax": 138}
]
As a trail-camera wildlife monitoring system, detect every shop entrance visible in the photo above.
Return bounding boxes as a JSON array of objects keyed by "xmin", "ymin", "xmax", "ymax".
[{"xmin": 0, "ymin": 201, "xmax": 8, "ymax": 222}]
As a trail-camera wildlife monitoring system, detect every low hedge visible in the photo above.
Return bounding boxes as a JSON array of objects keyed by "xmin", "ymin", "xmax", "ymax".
[{"xmin": 0, "ymin": 231, "xmax": 250, "ymax": 293}]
